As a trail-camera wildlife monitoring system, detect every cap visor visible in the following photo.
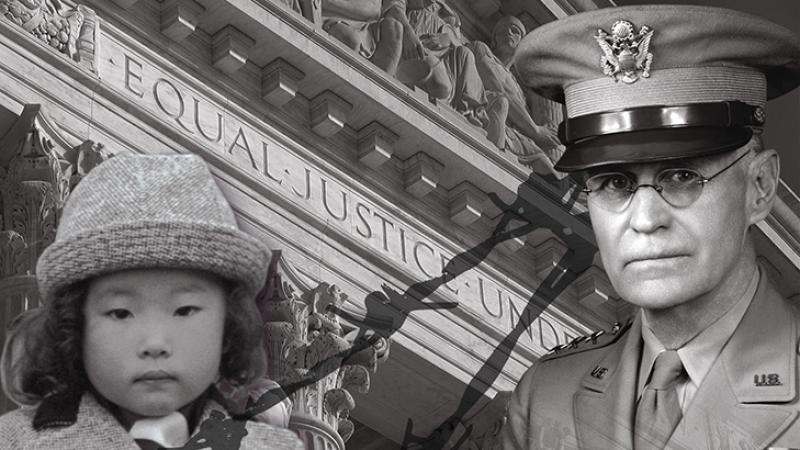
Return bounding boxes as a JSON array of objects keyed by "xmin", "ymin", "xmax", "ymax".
[{"xmin": 554, "ymin": 127, "xmax": 753, "ymax": 172}]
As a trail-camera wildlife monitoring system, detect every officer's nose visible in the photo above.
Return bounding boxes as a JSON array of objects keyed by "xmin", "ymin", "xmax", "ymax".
[{"xmin": 627, "ymin": 186, "xmax": 671, "ymax": 233}]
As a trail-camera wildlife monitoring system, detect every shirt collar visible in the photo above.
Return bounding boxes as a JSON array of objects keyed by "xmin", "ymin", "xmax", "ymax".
[{"xmin": 637, "ymin": 267, "xmax": 760, "ymax": 396}]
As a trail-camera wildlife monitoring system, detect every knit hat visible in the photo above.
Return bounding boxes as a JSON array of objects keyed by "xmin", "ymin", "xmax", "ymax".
[{"xmin": 36, "ymin": 153, "xmax": 271, "ymax": 302}]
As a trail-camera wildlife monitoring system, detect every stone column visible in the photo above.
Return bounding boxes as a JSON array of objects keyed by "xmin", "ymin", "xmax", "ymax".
[
  {"xmin": 0, "ymin": 104, "xmax": 106, "ymax": 414},
  {"xmin": 258, "ymin": 251, "xmax": 390, "ymax": 450}
]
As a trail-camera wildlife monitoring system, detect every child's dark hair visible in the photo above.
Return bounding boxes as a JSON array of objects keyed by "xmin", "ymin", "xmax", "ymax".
[{"xmin": 1, "ymin": 277, "xmax": 266, "ymax": 407}]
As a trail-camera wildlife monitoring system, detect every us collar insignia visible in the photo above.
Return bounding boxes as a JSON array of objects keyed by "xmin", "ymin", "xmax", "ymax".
[{"xmin": 594, "ymin": 20, "xmax": 654, "ymax": 84}]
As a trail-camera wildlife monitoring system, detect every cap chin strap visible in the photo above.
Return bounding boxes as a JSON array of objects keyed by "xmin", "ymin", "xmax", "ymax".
[{"xmin": 559, "ymin": 101, "xmax": 765, "ymax": 144}]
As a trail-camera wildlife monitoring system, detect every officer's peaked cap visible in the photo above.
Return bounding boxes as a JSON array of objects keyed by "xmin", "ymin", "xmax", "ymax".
[{"xmin": 514, "ymin": 5, "xmax": 800, "ymax": 171}]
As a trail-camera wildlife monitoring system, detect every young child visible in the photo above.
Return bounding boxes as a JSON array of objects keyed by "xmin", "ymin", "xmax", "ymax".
[{"xmin": 0, "ymin": 154, "xmax": 305, "ymax": 450}]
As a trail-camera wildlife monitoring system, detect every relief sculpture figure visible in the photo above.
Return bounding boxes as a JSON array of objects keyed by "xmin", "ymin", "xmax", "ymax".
[
  {"xmin": 322, "ymin": 0, "xmax": 405, "ymax": 76},
  {"xmin": 398, "ymin": 0, "xmax": 488, "ymax": 127},
  {"xmin": 469, "ymin": 16, "xmax": 564, "ymax": 177},
  {"xmin": 324, "ymin": 2, "xmax": 515, "ymax": 160}
]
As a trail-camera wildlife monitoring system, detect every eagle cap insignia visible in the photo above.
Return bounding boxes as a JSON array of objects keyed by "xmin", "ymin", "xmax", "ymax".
[{"xmin": 594, "ymin": 20, "xmax": 654, "ymax": 83}]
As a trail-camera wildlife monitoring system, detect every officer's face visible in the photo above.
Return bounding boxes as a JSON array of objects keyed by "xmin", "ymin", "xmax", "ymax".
[{"xmin": 586, "ymin": 149, "xmax": 755, "ymax": 310}]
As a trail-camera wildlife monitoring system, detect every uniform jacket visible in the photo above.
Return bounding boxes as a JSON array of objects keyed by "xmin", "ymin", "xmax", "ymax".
[
  {"xmin": 0, "ymin": 391, "xmax": 305, "ymax": 450},
  {"xmin": 499, "ymin": 274, "xmax": 800, "ymax": 450}
]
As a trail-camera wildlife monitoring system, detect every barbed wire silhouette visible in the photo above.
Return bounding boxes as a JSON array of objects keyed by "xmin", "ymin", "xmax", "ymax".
[
  {"xmin": 399, "ymin": 174, "xmax": 595, "ymax": 449},
  {"xmin": 171, "ymin": 174, "xmax": 593, "ymax": 450}
]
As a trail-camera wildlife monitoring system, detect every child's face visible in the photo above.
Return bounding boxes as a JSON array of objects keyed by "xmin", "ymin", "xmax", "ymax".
[{"xmin": 82, "ymin": 268, "xmax": 227, "ymax": 422}]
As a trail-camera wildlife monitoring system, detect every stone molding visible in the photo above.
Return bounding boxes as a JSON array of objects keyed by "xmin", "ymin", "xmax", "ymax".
[
  {"xmin": 574, "ymin": 265, "xmax": 617, "ymax": 309},
  {"xmin": 449, "ymin": 182, "xmax": 484, "ymax": 228},
  {"xmin": 160, "ymin": 0, "xmax": 205, "ymax": 42},
  {"xmin": 261, "ymin": 57, "xmax": 306, "ymax": 107},
  {"xmin": 212, "ymin": 24, "xmax": 255, "ymax": 75},
  {"xmin": 356, "ymin": 121, "xmax": 397, "ymax": 170},
  {"xmin": 310, "ymin": 90, "xmax": 352, "ymax": 138},
  {"xmin": 498, "ymin": 234, "xmax": 526, "ymax": 254},
  {"xmin": 532, "ymin": 237, "xmax": 568, "ymax": 280},
  {"xmin": 469, "ymin": 0, "xmax": 502, "ymax": 19},
  {"xmin": 110, "ymin": 0, "xmax": 139, "ymax": 9},
  {"xmin": 403, "ymin": 152, "xmax": 444, "ymax": 199}
]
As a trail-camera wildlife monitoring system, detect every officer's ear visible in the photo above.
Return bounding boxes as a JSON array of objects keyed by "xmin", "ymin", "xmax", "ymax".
[{"xmin": 746, "ymin": 148, "xmax": 780, "ymax": 225}]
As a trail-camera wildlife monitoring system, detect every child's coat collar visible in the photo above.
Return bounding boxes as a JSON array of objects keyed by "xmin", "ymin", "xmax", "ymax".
[{"xmin": 33, "ymin": 387, "xmax": 210, "ymax": 433}]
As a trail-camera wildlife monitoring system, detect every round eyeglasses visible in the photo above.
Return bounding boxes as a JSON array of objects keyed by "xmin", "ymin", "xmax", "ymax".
[{"xmin": 582, "ymin": 151, "xmax": 751, "ymax": 212}]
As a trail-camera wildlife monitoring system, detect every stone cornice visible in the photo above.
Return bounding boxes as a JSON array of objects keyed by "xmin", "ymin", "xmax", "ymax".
[
  {"xmin": 88, "ymin": 0, "xmax": 596, "ymax": 241},
  {"xmin": 79, "ymin": 0, "xmax": 611, "ymax": 328},
  {"xmin": 0, "ymin": 10, "xmax": 599, "ymax": 379}
]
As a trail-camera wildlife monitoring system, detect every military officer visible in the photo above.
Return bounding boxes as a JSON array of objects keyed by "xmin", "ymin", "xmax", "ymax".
[{"xmin": 500, "ymin": 5, "xmax": 800, "ymax": 450}]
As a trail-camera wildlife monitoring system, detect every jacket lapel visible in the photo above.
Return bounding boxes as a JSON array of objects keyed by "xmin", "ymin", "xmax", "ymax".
[
  {"xmin": 27, "ymin": 393, "xmax": 139, "ymax": 450},
  {"xmin": 574, "ymin": 318, "xmax": 641, "ymax": 450},
  {"xmin": 26, "ymin": 393, "xmax": 247, "ymax": 450},
  {"xmin": 667, "ymin": 275, "xmax": 798, "ymax": 450}
]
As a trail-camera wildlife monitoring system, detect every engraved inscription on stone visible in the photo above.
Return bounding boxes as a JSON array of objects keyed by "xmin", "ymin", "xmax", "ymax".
[{"xmin": 99, "ymin": 39, "xmax": 586, "ymax": 354}]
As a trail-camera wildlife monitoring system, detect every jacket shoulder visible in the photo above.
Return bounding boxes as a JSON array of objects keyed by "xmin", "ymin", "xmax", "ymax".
[
  {"xmin": 540, "ymin": 319, "xmax": 633, "ymax": 362},
  {"xmin": 0, "ymin": 407, "xmax": 36, "ymax": 449},
  {"xmin": 195, "ymin": 398, "xmax": 304, "ymax": 450},
  {"xmin": 242, "ymin": 421, "xmax": 304, "ymax": 450}
]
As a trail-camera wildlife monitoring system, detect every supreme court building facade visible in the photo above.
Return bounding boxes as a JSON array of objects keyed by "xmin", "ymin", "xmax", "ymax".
[{"xmin": 2, "ymin": 1, "xmax": 800, "ymax": 449}]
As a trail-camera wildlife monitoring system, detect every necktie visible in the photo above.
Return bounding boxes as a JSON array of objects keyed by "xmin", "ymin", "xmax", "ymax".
[{"xmin": 634, "ymin": 350, "xmax": 686, "ymax": 450}]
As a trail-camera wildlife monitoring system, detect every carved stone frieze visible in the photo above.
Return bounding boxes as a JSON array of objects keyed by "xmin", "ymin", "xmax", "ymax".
[
  {"xmin": 469, "ymin": 15, "xmax": 565, "ymax": 177},
  {"xmin": 322, "ymin": 0, "xmax": 404, "ymax": 76},
  {"xmin": 0, "ymin": 0, "xmax": 98, "ymax": 71},
  {"xmin": 267, "ymin": 0, "xmax": 566, "ymax": 178},
  {"xmin": 296, "ymin": 0, "xmax": 320, "ymax": 24},
  {"xmin": 257, "ymin": 250, "xmax": 390, "ymax": 449},
  {"xmin": 399, "ymin": 1, "xmax": 491, "ymax": 127}
]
